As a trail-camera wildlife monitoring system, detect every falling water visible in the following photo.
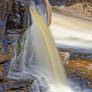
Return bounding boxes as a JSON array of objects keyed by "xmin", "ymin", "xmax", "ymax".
[
  {"xmin": 27, "ymin": 8, "xmax": 74, "ymax": 92},
  {"xmin": 7, "ymin": 3, "xmax": 73, "ymax": 92}
]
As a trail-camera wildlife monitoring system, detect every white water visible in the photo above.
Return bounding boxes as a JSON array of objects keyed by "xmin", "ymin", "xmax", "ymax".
[
  {"xmin": 50, "ymin": 12, "xmax": 92, "ymax": 53},
  {"xmin": 29, "ymin": 9, "xmax": 74, "ymax": 92},
  {"xmin": 7, "ymin": 7, "xmax": 74, "ymax": 92}
]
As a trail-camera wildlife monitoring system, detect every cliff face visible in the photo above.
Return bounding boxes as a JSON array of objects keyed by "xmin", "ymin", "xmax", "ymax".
[
  {"xmin": 50, "ymin": 0, "xmax": 92, "ymax": 21},
  {"xmin": 0, "ymin": 0, "xmax": 11, "ymax": 21},
  {"xmin": 0, "ymin": 1, "xmax": 28, "ymax": 61},
  {"xmin": 0, "ymin": 1, "xmax": 31, "ymax": 91},
  {"xmin": 49, "ymin": 0, "xmax": 92, "ymax": 6},
  {"xmin": 0, "ymin": 1, "xmax": 49, "ymax": 91}
]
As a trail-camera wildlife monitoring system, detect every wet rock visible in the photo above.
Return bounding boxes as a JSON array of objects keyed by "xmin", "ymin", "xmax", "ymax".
[{"xmin": 59, "ymin": 51, "xmax": 92, "ymax": 88}]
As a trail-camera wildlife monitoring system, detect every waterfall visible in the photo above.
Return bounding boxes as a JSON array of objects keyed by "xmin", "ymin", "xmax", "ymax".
[{"xmin": 7, "ymin": 5, "xmax": 74, "ymax": 92}]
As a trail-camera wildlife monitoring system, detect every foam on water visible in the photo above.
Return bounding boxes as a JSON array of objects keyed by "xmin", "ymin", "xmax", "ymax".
[{"xmin": 49, "ymin": 84, "xmax": 74, "ymax": 92}]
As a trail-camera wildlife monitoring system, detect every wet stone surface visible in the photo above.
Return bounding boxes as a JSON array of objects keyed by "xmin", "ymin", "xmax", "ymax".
[
  {"xmin": 59, "ymin": 51, "xmax": 92, "ymax": 90},
  {"xmin": 0, "ymin": 0, "xmax": 49, "ymax": 91},
  {"xmin": 0, "ymin": 0, "xmax": 33, "ymax": 91}
]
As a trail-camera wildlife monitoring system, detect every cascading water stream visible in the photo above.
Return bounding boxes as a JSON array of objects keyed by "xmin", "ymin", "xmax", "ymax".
[
  {"xmin": 7, "ymin": 6, "xmax": 74, "ymax": 92},
  {"xmin": 27, "ymin": 8, "xmax": 74, "ymax": 92}
]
